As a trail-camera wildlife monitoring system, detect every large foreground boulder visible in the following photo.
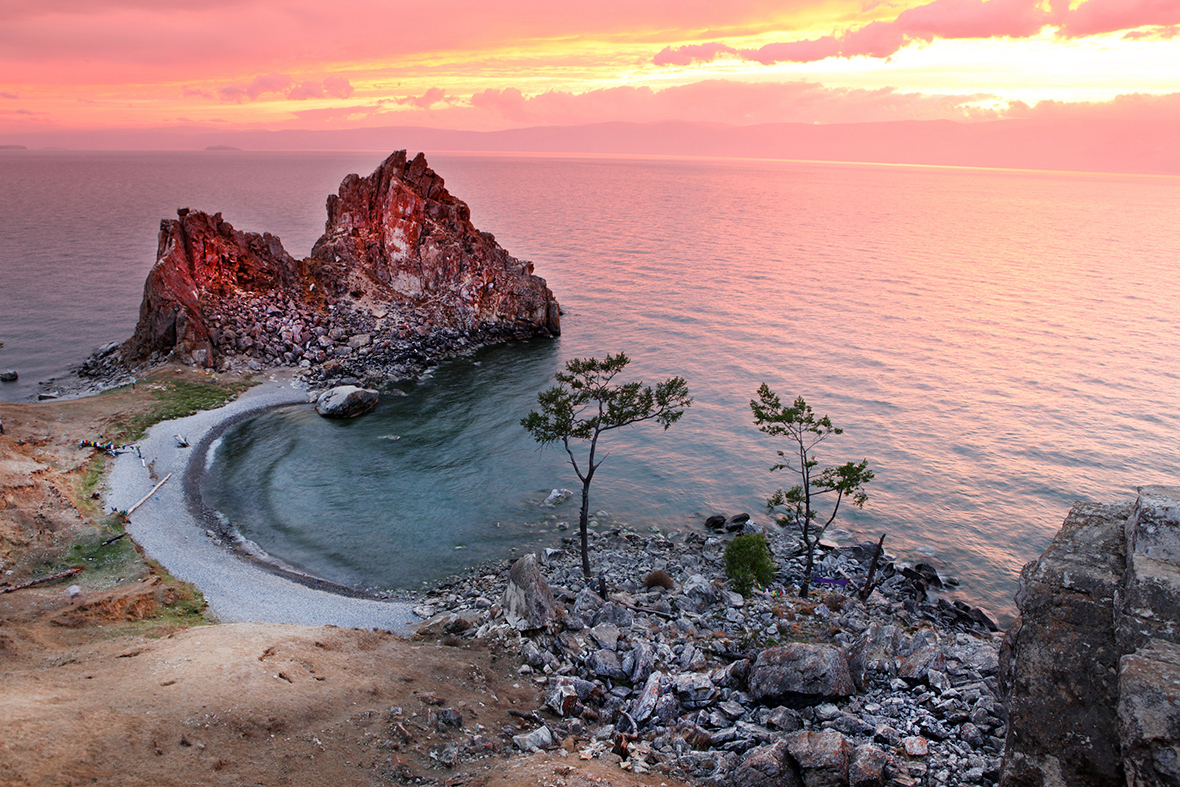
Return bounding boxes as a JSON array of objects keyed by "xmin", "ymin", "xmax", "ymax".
[
  {"xmin": 1000, "ymin": 485, "xmax": 1180, "ymax": 787},
  {"xmin": 315, "ymin": 386, "xmax": 379, "ymax": 418},
  {"xmin": 748, "ymin": 643, "xmax": 855, "ymax": 707}
]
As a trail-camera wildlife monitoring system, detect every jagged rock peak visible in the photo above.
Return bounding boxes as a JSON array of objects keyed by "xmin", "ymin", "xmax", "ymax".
[
  {"xmin": 310, "ymin": 150, "xmax": 560, "ymax": 335},
  {"xmin": 118, "ymin": 151, "xmax": 560, "ymax": 376}
]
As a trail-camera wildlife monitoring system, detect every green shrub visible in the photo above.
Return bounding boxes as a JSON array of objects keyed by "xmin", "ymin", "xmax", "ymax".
[{"xmin": 724, "ymin": 533, "xmax": 777, "ymax": 597}]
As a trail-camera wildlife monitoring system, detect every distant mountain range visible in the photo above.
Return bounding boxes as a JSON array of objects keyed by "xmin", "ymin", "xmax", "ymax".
[{"xmin": 3, "ymin": 118, "xmax": 1177, "ymax": 176}]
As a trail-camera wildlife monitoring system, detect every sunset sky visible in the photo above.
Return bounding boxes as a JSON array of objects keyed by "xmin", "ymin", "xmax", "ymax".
[{"xmin": 2, "ymin": 0, "xmax": 1178, "ymax": 137}]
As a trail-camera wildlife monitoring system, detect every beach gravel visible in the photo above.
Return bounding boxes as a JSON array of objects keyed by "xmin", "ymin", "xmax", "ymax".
[{"xmin": 105, "ymin": 374, "xmax": 419, "ymax": 633}]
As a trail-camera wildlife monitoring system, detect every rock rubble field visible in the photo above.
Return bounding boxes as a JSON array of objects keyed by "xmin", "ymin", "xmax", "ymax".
[{"xmin": 412, "ymin": 515, "xmax": 1006, "ymax": 787}]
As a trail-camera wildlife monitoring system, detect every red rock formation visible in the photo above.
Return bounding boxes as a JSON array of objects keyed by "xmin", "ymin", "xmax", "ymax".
[
  {"xmin": 121, "ymin": 152, "xmax": 560, "ymax": 374},
  {"xmin": 311, "ymin": 150, "xmax": 560, "ymax": 335},
  {"xmin": 126, "ymin": 209, "xmax": 304, "ymax": 367}
]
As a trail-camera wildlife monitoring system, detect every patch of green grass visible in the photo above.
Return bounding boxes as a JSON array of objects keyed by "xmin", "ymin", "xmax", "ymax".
[
  {"xmin": 75, "ymin": 455, "xmax": 108, "ymax": 515},
  {"xmin": 61, "ymin": 527, "xmax": 141, "ymax": 581},
  {"xmin": 109, "ymin": 375, "xmax": 253, "ymax": 442}
]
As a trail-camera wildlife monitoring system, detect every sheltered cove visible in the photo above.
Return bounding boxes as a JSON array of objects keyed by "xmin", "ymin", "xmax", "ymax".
[{"xmin": 75, "ymin": 151, "xmax": 1180, "ymax": 786}]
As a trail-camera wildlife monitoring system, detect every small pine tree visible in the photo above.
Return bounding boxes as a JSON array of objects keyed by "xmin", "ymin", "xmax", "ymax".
[{"xmin": 724, "ymin": 533, "xmax": 777, "ymax": 597}]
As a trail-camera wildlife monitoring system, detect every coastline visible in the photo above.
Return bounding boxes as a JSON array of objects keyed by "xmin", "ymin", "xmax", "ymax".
[{"xmin": 104, "ymin": 371, "xmax": 420, "ymax": 633}]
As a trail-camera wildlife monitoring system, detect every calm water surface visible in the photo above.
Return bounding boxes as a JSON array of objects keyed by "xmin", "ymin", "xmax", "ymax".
[{"xmin": 3, "ymin": 151, "xmax": 1179, "ymax": 622}]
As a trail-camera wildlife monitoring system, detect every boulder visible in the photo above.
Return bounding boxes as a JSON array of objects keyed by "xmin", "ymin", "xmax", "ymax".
[
  {"xmin": 847, "ymin": 622, "xmax": 904, "ymax": 689},
  {"xmin": 591, "ymin": 601, "xmax": 633, "ymax": 628},
  {"xmin": 683, "ymin": 574, "xmax": 722, "ymax": 607},
  {"xmin": 0, "ymin": 370, "xmax": 17, "ymax": 382},
  {"xmin": 784, "ymin": 730, "xmax": 852, "ymax": 787},
  {"xmin": 748, "ymin": 644, "xmax": 856, "ymax": 707},
  {"xmin": 587, "ymin": 648, "xmax": 626, "ymax": 680},
  {"xmin": 1001, "ymin": 487, "xmax": 1180, "ymax": 787},
  {"xmin": 502, "ymin": 553, "xmax": 558, "ymax": 631},
  {"xmin": 999, "ymin": 500, "xmax": 1130, "ymax": 787},
  {"xmin": 730, "ymin": 741, "xmax": 803, "ymax": 787},
  {"xmin": 673, "ymin": 672, "xmax": 717, "ymax": 709},
  {"xmin": 848, "ymin": 744, "xmax": 888, "ymax": 787},
  {"xmin": 315, "ymin": 385, "xmax": 379, "ymax": 418}
]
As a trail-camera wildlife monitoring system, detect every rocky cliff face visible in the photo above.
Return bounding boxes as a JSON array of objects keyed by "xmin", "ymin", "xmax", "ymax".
[
  {"xmin": 101, "ymin": 151, "xmax": 559, "ymax": 383},
  {"xmin": 999, "ymin": 486, "xmax": 1180, "ymax": 787}
]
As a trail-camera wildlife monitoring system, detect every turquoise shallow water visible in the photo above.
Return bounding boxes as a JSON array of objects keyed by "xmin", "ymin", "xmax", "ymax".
[{"xmin": 4, "ymin": 151, "xmax": 1180, "ymax": 622}]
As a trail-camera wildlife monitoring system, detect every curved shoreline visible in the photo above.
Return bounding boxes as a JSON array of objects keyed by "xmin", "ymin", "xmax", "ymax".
[{"xmin": 105, "ymin": 373, "xmax": 420, "ymax": 634}]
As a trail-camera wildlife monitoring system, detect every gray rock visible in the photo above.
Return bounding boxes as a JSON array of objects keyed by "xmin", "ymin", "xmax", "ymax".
[
  {"xmin": 784, "ymin": 730, "xmax": 851, "ymax": 787},
  {"xmin": 899, "ymin": 644, "xmax": 946, "ymax": 683},
  {"xmin": 512, "ymin": 726, "xmax": 553, "ymax": 752},
  {"xmin": 684, "ymin": 574, "xmax": 723, "ymax": 607},
  {"xmin": 999, "ymin": 500, "xmax": 1130, "ymax": 787},
  {"xmin": 826, "ymin": 711, "xmax": 875, "ymax": 738},
  {"xmin": 673, "ymin": 672, "xmax": 717, "ymax": 709},
  {"xmin": 1118, "ymin": 639, "xmax": 1180, "ymax": 787},
  {"xmin": 630, "ymin": 640, "xmax": 656, "ymax": 684},
  {"xmin": 1118, "ymin": 486, "xmax": 1180, "ymax": 654},
  {"xmin": 848, "ymin": 743, "xmax": 888, "ymax": 787},
  {"xmin": 502, "ymin": 553, "xmax": 558, "ymax": 630},
  {"xmin": 589, "ymin": 622, "xmax": 620, "ymax": 651},
  {"xmin": 572, "ymin": 586, "xmax": 603, "ymax": 618},
  {"xmin": 730, "ymin": 740, "xmax": 803, "ymax": 787},
  {"xmin": 848, "ymin": 622, "xmax": 904, "ymax": 689},
  {"xmin": 315, "ymin": 385, "xmax": 378, "ymax": 417},
  {"xmin": 543, "ymin": 488, "xmax": 573, "ymax": 506},
  {"xmin": 766, "ymin": 706, "xmax": 805, "ymax": 732},
  {"xmin": 545, "ymin": 679, "xmax": 580, "ymax": 717},
  {"xmin": 591, "ymin": 601, "xmax": 633, "ymax": 628},
  {"xmin": 749, "ymin": 644, "xmax": 856, "ymax": 707},
  {"xmin": 632, "ymin": 671, "xmax": 662, "ymax": 722},
  {"xmin": 587, "ymin": 648, "xmax": 626, "ymax": 679}
]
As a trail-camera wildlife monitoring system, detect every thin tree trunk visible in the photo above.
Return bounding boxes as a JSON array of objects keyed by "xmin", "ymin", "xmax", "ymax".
[
  {"xmin": 800, "ymin": 522, "xmax": 814, "ymax": 599},
  {"xmin": 858, "ymin": 533, "xmax": 887, "ymax": 602},
  {"xmin": 579, "ymin": 478, "xmax": 592, "ymax": 579}
]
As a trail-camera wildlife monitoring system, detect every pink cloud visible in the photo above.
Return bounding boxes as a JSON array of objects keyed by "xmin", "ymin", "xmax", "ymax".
[
  {"xmin": 470, "ymin": 87, "xmax": 530, "ymax": 122},
  {"xmin": 893, "ymin": 0, "xmax": 1052, "ymax": 39},
  {"xmin": 740, "ymin": 36, "xmax": 841, "ymax": 64},
  {"xmin": 452, "ymin": 80, "xmax": 1001, "ymax": 127},
  {"xmin": 395, "ymin": 87, "xmax": 450, "ymax": 108},
  {"xmin": 212, "ymin": 74, "xmax": 353, "ymax": 103},
  {"xmin": 655, "ymin": 0, "xmax": 1179, "ymax": 66},
  {"xmin": 838, "ymin": 19, "xmax": 912, "ymax": 58},
  {"xmin": 1060, "ymin": 0, "xmax": 1180, "ymax": 37},
  {"xmin": 183, "ymin": 87, "xmax": 212, "ymax": 99},
  {"xmin": 218, "ymin": 72, "xmax": 292, "ymax": 102},
  {"xmin": 287, "ymin": 80, "xmax": 325, "ymax": 100},
  {"xmin": 0, "ymin": 0, "xmax": 818, "ymax": 83},
  {"xmin": 653, "ymin": 42, "xmax": 737, "ymax": 66},
  {"xmin": 322, "ymin": 76, "xmax": 353, "ymax": 99}
]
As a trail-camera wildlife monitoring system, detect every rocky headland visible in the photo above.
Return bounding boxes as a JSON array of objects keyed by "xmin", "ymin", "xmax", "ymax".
[
  {"xmin": 80, "ymin": 150, "xmax": 560, "ymax": 390},
  {"xmin": 406, "ymin": 486, "xmax": 1180, "ymax": 787}
]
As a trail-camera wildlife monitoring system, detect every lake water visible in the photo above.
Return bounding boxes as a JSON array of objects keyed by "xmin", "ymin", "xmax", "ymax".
[{"xmin": 3, "ymin": 150, "xmax": 1179, "ymax": 623}]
